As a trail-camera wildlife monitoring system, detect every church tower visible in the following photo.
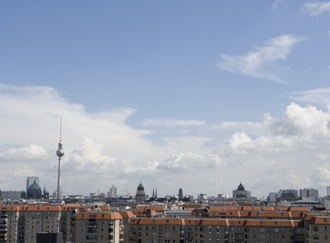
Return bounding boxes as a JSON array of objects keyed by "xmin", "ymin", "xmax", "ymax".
[{"xmin": 135, "ymin": 182, "xmax": 146, "ymax": 203}]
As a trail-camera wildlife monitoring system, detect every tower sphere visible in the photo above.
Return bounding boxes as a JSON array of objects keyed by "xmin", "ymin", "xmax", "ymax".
[{"xmin": 56, "ymin": 143, "xmax": 64, "ymax": 157}]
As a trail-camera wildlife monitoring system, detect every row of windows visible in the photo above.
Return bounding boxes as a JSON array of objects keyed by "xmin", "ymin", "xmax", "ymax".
[{"xmin": 132, "ymin": 225, "xmax": 303, "ymax": 233}]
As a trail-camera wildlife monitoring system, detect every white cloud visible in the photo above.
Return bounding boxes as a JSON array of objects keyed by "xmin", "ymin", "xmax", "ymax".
[
  {"xmin": 301, "ymin": 2, "xmax": 330, "ymax": 16},
  {"xmin": 0, "ymin": 144, "xmax": 48, "ymax": 161},
  {"xmin": 311, "ymin": 165, "xmax": 330, "ymax": 187},
  {"xmin": 0, "ymin": 84, "xmax": 157, "ymax": 194},
  {"xmin": 290, "ymin": 87, "xmax": 330, "ymax": 105},
  {"xmin": 226, "ymin": 132, "xmax": 253, "ymax": 151},
  {"xmin": 142, "ymin": 119, "xmax": 206, "ymax": 127},
  {"xmin": 157, "ymin": 153, "xmax": 223, "ymax": 171},
  {"xmin": 212, "ymin": 122, "xmax": 261, "ymax": 135},
  {"xmin": 2, "ymin": 84, "xmax": 330, "ymax": 197},
  {"xmin": 265, "ymin": 103, "xmax": 330, "ymax": 139},
  {"xmin": 213, "ymin": 102, "xmax": 330, "ymax": 196},
  {"xmin": 218, "ymin": 34, "xmax": 304, "ymax": 83}
]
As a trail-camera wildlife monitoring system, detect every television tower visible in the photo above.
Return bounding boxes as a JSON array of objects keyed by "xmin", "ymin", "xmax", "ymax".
[{"xmin": 56, "ymin": 116, "xmax": 65, "ymax": 200}]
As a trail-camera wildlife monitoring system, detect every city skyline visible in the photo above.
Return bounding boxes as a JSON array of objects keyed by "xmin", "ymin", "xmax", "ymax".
[
  {"xmin": 1, "ymin": 1, "xmax": 330, "ymax": 197},
  {"xmin": 1, "ymin": 178, "xmax": 325, "ymax": 203}
]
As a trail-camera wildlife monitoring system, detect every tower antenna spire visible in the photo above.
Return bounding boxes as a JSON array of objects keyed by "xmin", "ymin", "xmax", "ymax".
[{"xmin": 59, "ymin": 115, "xmax": 62, "ymax": 143}]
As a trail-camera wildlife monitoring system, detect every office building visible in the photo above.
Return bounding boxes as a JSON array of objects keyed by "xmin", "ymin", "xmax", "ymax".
[
  {"xmin": 300, "ymin": 188, "xmax": 319, "ymax": 200},
  {"xmin": 0, "ymin": 191, "xmax": 22, "ymax": 200},
  {"xmin": 178, "ymin": 188, "xmax": 183, "ymax": 201},
  {"xmin": 327, "ymin": 186, "xmax": 330, "ymax": 196},
  {"xmin": 109, "ymin": 185, "xmax": 118, "ymax": 199}
]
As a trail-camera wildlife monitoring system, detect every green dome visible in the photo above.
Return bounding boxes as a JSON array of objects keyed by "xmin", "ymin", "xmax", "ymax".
[{"xmin": 27, "ymin": 181, "xmax": 42, "ymax": 199}]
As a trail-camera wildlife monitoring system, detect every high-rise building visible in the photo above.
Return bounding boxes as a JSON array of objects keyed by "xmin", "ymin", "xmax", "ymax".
[
  {"xmin": 300, "ymin": 188, "xmax": 319, "ymax": 200},
  {"xmin": 178, "ymin": 188, "xmax": 183, "ymax": 201},
  {"xmin": 327, "ymin": 186, "xmax": 330, "ymax": 196},
  {"xmin": 109, "ymin": 185, "xmax": 118, "ymax": 199},
  {"xmin": 277, "ymin": 189, "xmax": 299, "ymax": 201},
  {"xmin": 267, "ymin": 192, "xmax": 277, "ymax": 204}
]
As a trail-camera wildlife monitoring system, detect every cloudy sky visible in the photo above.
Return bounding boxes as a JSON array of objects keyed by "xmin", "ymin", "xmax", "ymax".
[{"xmin": 1, "ymin": 1, "xmax": 330, "ymax": 199}]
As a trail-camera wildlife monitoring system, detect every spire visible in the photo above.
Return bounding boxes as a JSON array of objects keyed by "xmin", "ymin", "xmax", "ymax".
[
  {"xmin": 56, "ymin": 116, "xmax": 64, "ymax": 200},
  {"xmin": 59, "ymin": 116, "xmax": 62, "ymax": 143}
]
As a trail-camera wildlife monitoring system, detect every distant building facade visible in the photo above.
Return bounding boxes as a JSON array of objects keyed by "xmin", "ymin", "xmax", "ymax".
[
  {"xmin": 26, "ymin": 176, "xmax": 39, "ymax": 192},
  {"xmin": 232, "ymin": 182, "xmax": 251, "ymax": 199},
  {"xmin": 0, "ymin": 191, "xmax": 22, "ymax": 200},
  {"xmin": 135, "ymin": 183, "xmax": 146, "ymax": 204},
  {"xmin": 74, "ymin": 211, "xmax": 124, "ymax": 243},
  {"xmin": 26, "ymin": 180, "xmax": 42, "ymax": 199},
  {"xmin": 109, "ymin": 185, "xmax": 118, "ymax": 199},
  {"xmin": 178, "ymin": 188, "xmax": 183, "ymax": 201},
  {"xmin": 327, "ymin": 186, "xmax": 330, "ymax": 196},
  {"xmin": 277, "ymin": 189, "xmax": 300, "ymax": 202},
  {"xmin": 300, "ymin": 188, "xmax": 319, "ymax": 200},
  {"xmin": 0, "ymin": 205, "xmax": 75, "ymax": 243}
]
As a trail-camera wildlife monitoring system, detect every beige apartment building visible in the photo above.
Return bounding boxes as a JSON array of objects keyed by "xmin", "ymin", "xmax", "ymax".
[
  {"xmin": 1, "ymin": 203, "xmax": 330, "ymax": 243},
  {"xmin": 74, "ymin": 211, "xmax": 124, "ymax": 243},
  {"xmin": 127, "ymin": 206, "xmax": 330, "ymax": 243},
  {"xmin": 128, "ymin": 217, "xmax": 305, "ymax": 243},
  {"xmin": 0, "ymin": 204, "xmax": 75, "ymax": 243},
  {"xmin": 0, "ymin": 204, "xmax": 113, "ymax": 243}
]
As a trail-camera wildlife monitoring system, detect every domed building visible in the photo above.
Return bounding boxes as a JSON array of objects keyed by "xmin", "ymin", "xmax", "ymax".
[
  {"xmin": 233, "ymin": 182, "xmax": 251, "ymax": 200},
  {"xmin": 27, "ymin": 180, "xmax": 42, "ymax": 199},
  {"xmin": 135, "ymin": 182, "xmax": 146, "ymax": 203},
  {"xmin": 237, "ymin": 183, "xmax": 245, "ymax": 191}
]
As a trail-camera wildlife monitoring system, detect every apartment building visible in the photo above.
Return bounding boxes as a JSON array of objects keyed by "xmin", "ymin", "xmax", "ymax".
[
  {"xmin": 126, "ymin": 206, "xmax": 330, "ymax": 243},
  {"xmin": 127, "ymin": 217, "xmax": 305, "ymax": 243},
  {"xmin": 74, "ymin": 211, "xmax": 124, "ymax": 243},
  {"xmin": 304, "ymin": 215, "xmax": 330, "ymax": 242},
  {"xmin": 1, "ymin": 203, "xmax": 330, "ymax": 243},
  {"xmin": 128, "ymin": 218, "xmax": 185, "ymax": 243},
  {"xmin": 0, "ymin": 205, "xmax": 58, "ymax": 242},
  {"xmin": 0, "ymin": 204, "xmax": 81, "ymax": 243}
]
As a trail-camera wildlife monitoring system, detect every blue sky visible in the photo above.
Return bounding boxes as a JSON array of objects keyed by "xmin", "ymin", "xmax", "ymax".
[{"xmin": 1, "ymin": 1, "xmax": 330, "ymax": 199}]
